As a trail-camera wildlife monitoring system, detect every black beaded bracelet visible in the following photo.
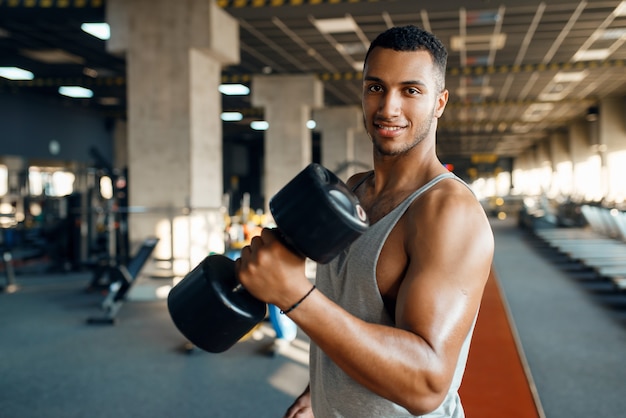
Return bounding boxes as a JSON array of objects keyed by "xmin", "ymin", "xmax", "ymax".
[{"xmin": 280, "ymin": 285, "xmax": 316, "ymax": 315}]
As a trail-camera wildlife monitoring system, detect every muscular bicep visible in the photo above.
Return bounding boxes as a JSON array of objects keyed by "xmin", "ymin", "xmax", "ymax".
[{"xmin": 395, "ymin": 189, "xmax": 493, "ymax": 374}]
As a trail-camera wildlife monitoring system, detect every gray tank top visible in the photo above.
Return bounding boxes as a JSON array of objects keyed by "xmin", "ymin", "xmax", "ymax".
[{"xmin": 310, "ymin": 171, "xmax": 476, "ymax": 417}]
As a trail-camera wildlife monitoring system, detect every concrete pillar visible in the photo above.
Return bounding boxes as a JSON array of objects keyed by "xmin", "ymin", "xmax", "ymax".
[
  {"xmin": 569, "ymin": 119, "xmax": 585, "ymax": 198},
  {"xmin": 251, "ymin": 74, "xmax": 323, "ymax": 209},
  {"xmin": 313, "ymin": 106, "xmax": 367, "ymax": 181},
  {"xmin": 569, "ymin": 118, "xmax": 599, "ymax": 200},
  {"xmin": 106, "ymin": 0, "xmax": 238, "ymax": 274},
  {"xmin": 535, "ymin": 139, "xmax": 552, "ymax": 195},
  {"xmin": 512, "ymin": 150, "xmax": 535, "ymax": 195},
  {"xmin": 548, "ymin": 131, "xmax": 571, "ymax": 197},
  {"xmin": 599, "ymin": 96, "xmax": 626, "ymax": 201},
  {"xmin": 598, "ymin": 96, "xmax": 626, "ymax": 152},
  {"xmin": 569, "ymin": 119, "xmax": 592, "ymax": 166}
]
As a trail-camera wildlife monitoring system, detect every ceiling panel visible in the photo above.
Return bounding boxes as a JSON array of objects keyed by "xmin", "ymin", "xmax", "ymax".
[{"xmin": 1, "ymin": 0, "xmax": 625, "ymax": 174}]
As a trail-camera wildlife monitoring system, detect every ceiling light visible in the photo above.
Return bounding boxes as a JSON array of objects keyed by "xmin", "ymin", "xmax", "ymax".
[
  {"xmin": 58, "ymin": 86, "xmax": 94, "ymax": 98},
  {"xmin": 466, "ymin": 56, "xmax": 490, "ymax": 65},
  {"xmin": 21, "ymin": 49, "xmax": 84, "ymax": 64},
  {"xmin": 0, "ymin": 67, "xmax": 34, "ymax": 80},
  {"xmin": 250, "ymin": 121, "xmax": 269, "ymax": 131},
  {"xmin": 553, "ymin": 70, "xmax": 588, "ymax": 83},
  {"xmin": 522, "ymin": 103, "xmax": 554, "ymax": 122},
  {"xmin": 450, "ymin": 34, "xmax": 506, "ymax": 51},
  {"xmin": 306, "ymin": 120, "xmax": 316, "ymax": 129},
  {"xmin": 573, "ymin": 49, "xmax": 610, "ymax": 61},
  {"xmin": 218, "ymin": 84, "xmax": 250, "ymax": 95},
  {"xmin": 457, "ymin": 86, "xmax": 494, "ymax": 96},
  {"xmin": 221, "ymin": 112, "xmax": 243, "ymax": 122},
  {"xmin": 511, "ymin": 123, "xmax": 531, "ymax": 133},
  {"xmin": 313, "ymin": 16, "xmax": 358, "ymax": 34},
  {"xmin": 466, "ymin": 10, "xmax": 501, "ymax": 25},
  {"xmin": 83, "ymin": 67, "xmax": 98, "ymax": 78},
  {"xmin": 601, "ymin": 28, "xmax": 626, "ymax": 40},
  {"xmin": 539, "ymin": 71, "xmax": 587, "ymax": 101},
  {"xmin": 338, "ymin": 42, "xmax": 366, "ymax": 55},
  {"xmin": 539, "ymin": 92, "xmax": 565, "ymax": 101},
  {"xmin": 81, "ymin": 23, "xmax": 110, "ymax": 40},
  {"xmin": 98, "ymin": 97, "xmax": 120, "ymax": 106}
]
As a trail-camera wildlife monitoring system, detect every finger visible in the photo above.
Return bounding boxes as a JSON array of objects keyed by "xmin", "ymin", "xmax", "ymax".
[
  {"xmin": 260, "ymin": 227, "xmax": 277, "ymax": 242},
  {"xmin": 249, "ymin": 235, "xmax": 263, "ymax": 250},
  {"xmin": 239, "ymin": 245, "xmax": 252, "ymax": 263}
]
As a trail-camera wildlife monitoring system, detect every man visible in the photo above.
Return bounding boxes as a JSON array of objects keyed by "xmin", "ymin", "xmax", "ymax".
[{"xmin": 237, "ymin": 25, "xmax": 494, "ymax": 417}]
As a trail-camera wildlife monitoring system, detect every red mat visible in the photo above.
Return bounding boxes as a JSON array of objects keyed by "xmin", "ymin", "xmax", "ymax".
[{"xmin": 459, "ymin": 269, "xmax": 544, "ymax": 418}]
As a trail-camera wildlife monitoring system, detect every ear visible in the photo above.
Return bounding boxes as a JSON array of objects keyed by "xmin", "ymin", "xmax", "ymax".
[{"xmin": 434, "ymin": 89, "xmax": 449, "ymax": 118}]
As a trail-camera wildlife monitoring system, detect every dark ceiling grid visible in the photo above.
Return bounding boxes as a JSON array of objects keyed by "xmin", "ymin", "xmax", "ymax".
[{"xmin": 1, "ymin": 0, "xmax": 626, "ymax": 172}]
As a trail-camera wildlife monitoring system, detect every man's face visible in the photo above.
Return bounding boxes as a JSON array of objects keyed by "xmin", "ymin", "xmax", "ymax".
[{"xmin": 362, "ymin": 47, "xmax": 448, "ymax": 157}]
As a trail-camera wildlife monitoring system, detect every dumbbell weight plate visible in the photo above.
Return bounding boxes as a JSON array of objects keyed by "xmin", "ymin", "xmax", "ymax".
[
  {"xmin": 270, "ymin": 163, "xmax": 369, "ymax": 264},
  {"xmin": 167, "ymin": 254, "xmax": 267, "ymax": 353}
]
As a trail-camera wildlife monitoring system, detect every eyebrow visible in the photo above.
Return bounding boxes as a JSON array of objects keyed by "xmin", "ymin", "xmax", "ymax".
[{"xmin": 364, "ymin": 75, "xmax": 428, "ymax": 87}]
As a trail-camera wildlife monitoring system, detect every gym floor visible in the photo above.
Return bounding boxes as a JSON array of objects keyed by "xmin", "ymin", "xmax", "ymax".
[{"xmin": 1, "ymin": 217, "xmax": 625, "ymax": 418}]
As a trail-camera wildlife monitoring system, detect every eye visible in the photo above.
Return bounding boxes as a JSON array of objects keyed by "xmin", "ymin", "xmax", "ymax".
[
  {"xmin": 406, "ymin": 87, "xmax": 420, "ymax": 95},
  {"xmin": 367, "ymin": 84, "xmax": 383, "ymax": 93}
]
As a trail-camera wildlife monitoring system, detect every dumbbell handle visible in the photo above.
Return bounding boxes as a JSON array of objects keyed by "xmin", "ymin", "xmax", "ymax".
[{"xmin": 229, "ymin": 227, "xmax": 301, "ymax": 293}]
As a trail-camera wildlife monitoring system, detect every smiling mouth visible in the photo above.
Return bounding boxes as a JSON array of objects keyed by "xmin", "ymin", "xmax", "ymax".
[{"xmin": 375, "ymin": 124, "xmax": 404, "ymax": 131}]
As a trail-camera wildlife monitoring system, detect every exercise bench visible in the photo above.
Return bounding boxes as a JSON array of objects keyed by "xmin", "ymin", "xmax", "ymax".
[{"xmin": 87, "ymin": 237, "xmax": 159, "ymax": 325}]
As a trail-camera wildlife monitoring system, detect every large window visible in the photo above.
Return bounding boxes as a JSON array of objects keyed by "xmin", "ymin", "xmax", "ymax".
[{"xmin": 29, "ymin": 167, "xmax": 75, "ymax": 197}]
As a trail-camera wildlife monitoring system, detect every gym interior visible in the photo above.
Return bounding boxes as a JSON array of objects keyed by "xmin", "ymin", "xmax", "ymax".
[{"xmin": 2, "ymin": 1, "xmax": 626, "ymax": 417}]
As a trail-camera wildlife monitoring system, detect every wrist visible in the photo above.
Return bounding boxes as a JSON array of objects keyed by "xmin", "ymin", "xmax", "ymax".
[{"xmin": 280, "ymin": 285, "xmax": 316, "ymax": 315}]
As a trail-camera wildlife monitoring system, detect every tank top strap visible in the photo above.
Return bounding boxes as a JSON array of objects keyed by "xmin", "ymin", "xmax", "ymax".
[
  {"xmin": 350, "ymin": 171, "xmax": 374, "ymax": 192},
  {"xmin": 394, "ymin": 171, "xmax": 459, "ymax": 214}
]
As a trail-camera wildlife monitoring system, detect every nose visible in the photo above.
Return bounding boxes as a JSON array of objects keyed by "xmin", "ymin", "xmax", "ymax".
[{"xmin": 377, "ymin": 90, "xmax": 402, "ymax": 118}]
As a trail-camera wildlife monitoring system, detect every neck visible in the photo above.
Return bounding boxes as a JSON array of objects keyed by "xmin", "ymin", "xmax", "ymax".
[{"xmin": 371, "ymin": 147, "xmax": 444, "ymax": 195}]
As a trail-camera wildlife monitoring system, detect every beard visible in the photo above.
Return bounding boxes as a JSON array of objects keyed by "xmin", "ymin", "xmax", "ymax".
[{"xmin": 367, "ymin": 107, "xmax": 436, "ymax": 157}]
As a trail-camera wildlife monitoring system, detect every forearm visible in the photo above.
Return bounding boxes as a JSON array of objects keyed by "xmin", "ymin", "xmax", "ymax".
[{"xmin": 287, "ymin": 290, "xmax": 449, "ymax": 415}]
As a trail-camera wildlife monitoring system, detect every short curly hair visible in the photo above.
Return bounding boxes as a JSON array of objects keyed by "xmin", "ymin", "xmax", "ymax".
[{"xmin": 364, "ymin": 25, "xmax": 448, "ymax": 91}]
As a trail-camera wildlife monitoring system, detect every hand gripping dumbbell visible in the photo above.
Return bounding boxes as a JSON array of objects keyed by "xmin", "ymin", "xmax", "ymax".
[{"xmin": 167, "ymin": 163, "xmax": 369, "ymax": 353}]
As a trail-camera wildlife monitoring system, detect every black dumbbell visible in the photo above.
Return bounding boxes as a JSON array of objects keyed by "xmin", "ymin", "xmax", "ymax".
[{"xmin": 167, "ymin": 163, "xmax": 369, "ymax": 353}]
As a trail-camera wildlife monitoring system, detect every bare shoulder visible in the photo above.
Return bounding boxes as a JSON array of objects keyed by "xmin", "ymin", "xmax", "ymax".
[
  {"xmin": 407, "ymin": 177, "xmax": 494, "ymax": 260},
  {"xmin": 413, "ymin": 177, "xmax": 488, "ymax": 222}
]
